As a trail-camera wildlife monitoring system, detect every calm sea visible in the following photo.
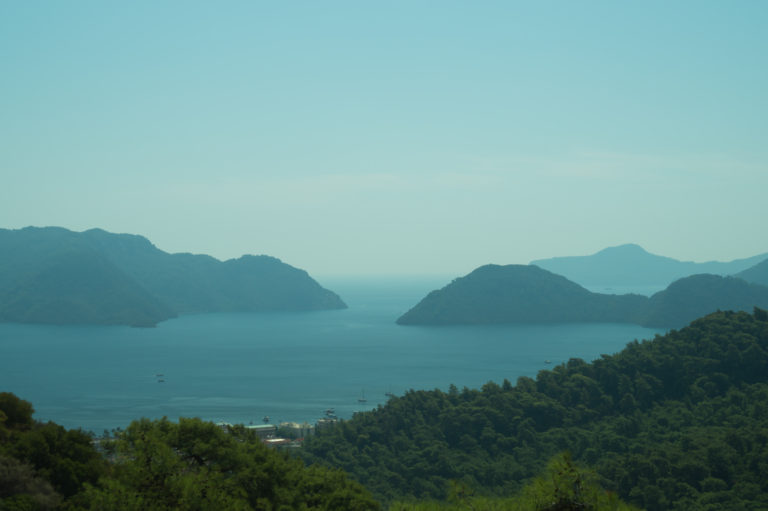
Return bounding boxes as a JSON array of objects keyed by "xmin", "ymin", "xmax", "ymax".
[{"xmin": 0, "ymin": 277, "xmax": 663, "ymax": 433}]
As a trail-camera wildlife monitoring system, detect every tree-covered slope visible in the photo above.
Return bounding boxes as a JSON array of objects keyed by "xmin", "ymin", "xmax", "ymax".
[
  {"xmin": 531, "ymin": 243, "xmax": 768, "ymax": 289},
  {"xmin": 304, "ymin": 308, "xmax": 768, "ymax": 510},
  {"xmin": 0, "ymin": 226, "xmax": 346, "ymax": 326},
  {"xmin": 0, "ymin": 392, "xmax": 108, "ymax": 508},
  {"xmin": 396, "ymin": 265, "xmax": 646, "ymax": 325},
  {"xmin": 391, "ymin": 452, "xmax": 640, "ymax": 511},
  {"xmin": 0, "ymin": 393, "xmax": 379, "ymax": 510},
  {"xmin": 397, "ymin": 265, "xmax": 768, "ymax": 329}
]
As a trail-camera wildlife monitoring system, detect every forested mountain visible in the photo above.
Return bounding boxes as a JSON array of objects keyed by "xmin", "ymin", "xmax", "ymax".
[
  {"xmin": 0, "ymin": 227, "xmax": 346, "ymax": 327},
  {"xmin": 531, "ymin": 243, "xmax": 768, "ymax": 289},
  {"xmin": 396, "ymin": 265, "xmax": 645, "ymax": 325},
  {"xmin": 305, "ymin": 308, "xmax": 768, "ymax": 510},
  {"xmin": 643, "ymin": 274, "xmax": 768, "ymax": 328},
  {"xmin": 736, "ymin": 258, "xmax": 768, "ymax": 287},
  {"xmin": 78, "ymin": 228, "xmax": 346, "ymax": 313},
  {"xmin": 397, "ymin": 264, "xmax": 768, "ymax": 328},
  {"xmin": 0, "ymin": 244, "xmax": 176, "ymax": 327}
]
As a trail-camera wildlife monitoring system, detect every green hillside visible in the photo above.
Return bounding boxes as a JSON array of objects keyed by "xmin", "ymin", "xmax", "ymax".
[
  {"xmin": 305, "ymin": 308, "xmax": 768, "ymax": 510},
  {"xmin": 0, "ymin": 393, "xmax": 378, "ymax": 510}
]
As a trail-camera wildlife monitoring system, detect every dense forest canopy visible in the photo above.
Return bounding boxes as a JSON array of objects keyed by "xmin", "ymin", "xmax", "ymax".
[
  {"xmin": 306, "ymin": 308, "xmax": 768, "ymax": 510},
  {"xmin": 0, "ymin": 392, "xmax": 637, "ymax": 511},
  {"xmin": 0, "ymin": 393, "xmax": 379, "ymax": 510}
]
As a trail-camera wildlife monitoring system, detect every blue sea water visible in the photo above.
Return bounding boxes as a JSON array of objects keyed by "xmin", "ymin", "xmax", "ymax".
[{"xmin": 0, "ymin": 277, "xmax": 664, "ymax": 433}]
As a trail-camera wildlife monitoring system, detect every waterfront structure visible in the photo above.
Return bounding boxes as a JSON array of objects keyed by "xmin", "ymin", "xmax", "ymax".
[{"xmin": 245, "ymin": 424, "xmax": 277, "ymax": 439}]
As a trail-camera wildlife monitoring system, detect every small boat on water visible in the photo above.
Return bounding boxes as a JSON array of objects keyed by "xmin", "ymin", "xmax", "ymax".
[{"xmin": 357, "ymin": 390, "xmax": 367, "ymax": 403}]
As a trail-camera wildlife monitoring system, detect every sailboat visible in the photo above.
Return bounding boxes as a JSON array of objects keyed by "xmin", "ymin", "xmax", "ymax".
[{"xmin": 357, "ymin": 389, "xmax": 367, "ymax": 403}]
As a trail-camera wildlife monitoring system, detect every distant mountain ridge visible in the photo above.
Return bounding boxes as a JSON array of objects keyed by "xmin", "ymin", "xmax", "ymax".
[
  {"xmin": 397, "ymin": 264, "xmax": 768, "ymax": 328},
  {"xmin": 642, "ymin": 273, "xmax": 768, "ymax": 328},
  {"xmin": 0, "ymin": 226, "xmax": 346, "ymax": 327},
  {"xmin": 531, "ymin": 243, "xmax": 768, "ymax": 288},
  {"xmin": 736, "ymin": 258, "xmax": 768, "ymax": 287}
]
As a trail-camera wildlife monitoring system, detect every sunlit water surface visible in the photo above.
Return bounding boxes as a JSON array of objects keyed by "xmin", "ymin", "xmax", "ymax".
[{"xmin": 0, "ymin": 277, "xmax": 663, "ymax": 432}]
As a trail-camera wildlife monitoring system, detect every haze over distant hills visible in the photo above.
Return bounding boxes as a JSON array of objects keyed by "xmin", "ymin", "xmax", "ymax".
[
  {"xmin": 396, "ymin": 265, "xmax": 646, "ymax": 326},
  {"xmin": 642, "ymin": 273, "xmax": 768, "ymax": 328},
  {"xmin": 736, "ymin": 258, "xmax": 768, "ymax": 287},
  {"xmin": 0, "ymin": 227, "xmax": 346, "ymax": 327},
  {"xmin": 531, "ymin": 244, "xmax": 768, "ymax": 289},
  {"xmin": 397, "ymin": 264, "xmax": 768, "ymax": 329}
]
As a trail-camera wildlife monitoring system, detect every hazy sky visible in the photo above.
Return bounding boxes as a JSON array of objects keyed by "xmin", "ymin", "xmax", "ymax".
[{"xmin": 2, "ymin": 1, "xmax": 767, "ymax": 277}]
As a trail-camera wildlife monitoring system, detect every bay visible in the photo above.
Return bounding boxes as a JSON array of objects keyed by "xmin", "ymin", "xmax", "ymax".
[{"xmin": 0, "ymin": 276, "xmax": 664, "ymax": 433}]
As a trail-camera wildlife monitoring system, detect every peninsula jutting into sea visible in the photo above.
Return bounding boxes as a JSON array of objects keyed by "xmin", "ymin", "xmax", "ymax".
[
  {"xmin": 4, "ymin": 228, "xmax": 768, "ymax": 331},
  {"xmin": 397, "ymin": 263, "xmax": 768, "ymax": 328},
  {"xmin": 0, "ymin": 226, "xmax": 346, "ymax": 327}
]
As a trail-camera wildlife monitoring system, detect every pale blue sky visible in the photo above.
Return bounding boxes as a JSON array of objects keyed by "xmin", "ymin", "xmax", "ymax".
[{"xmin": 2, "ymin": 1, "xmax": 766, "ymax": 276}]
